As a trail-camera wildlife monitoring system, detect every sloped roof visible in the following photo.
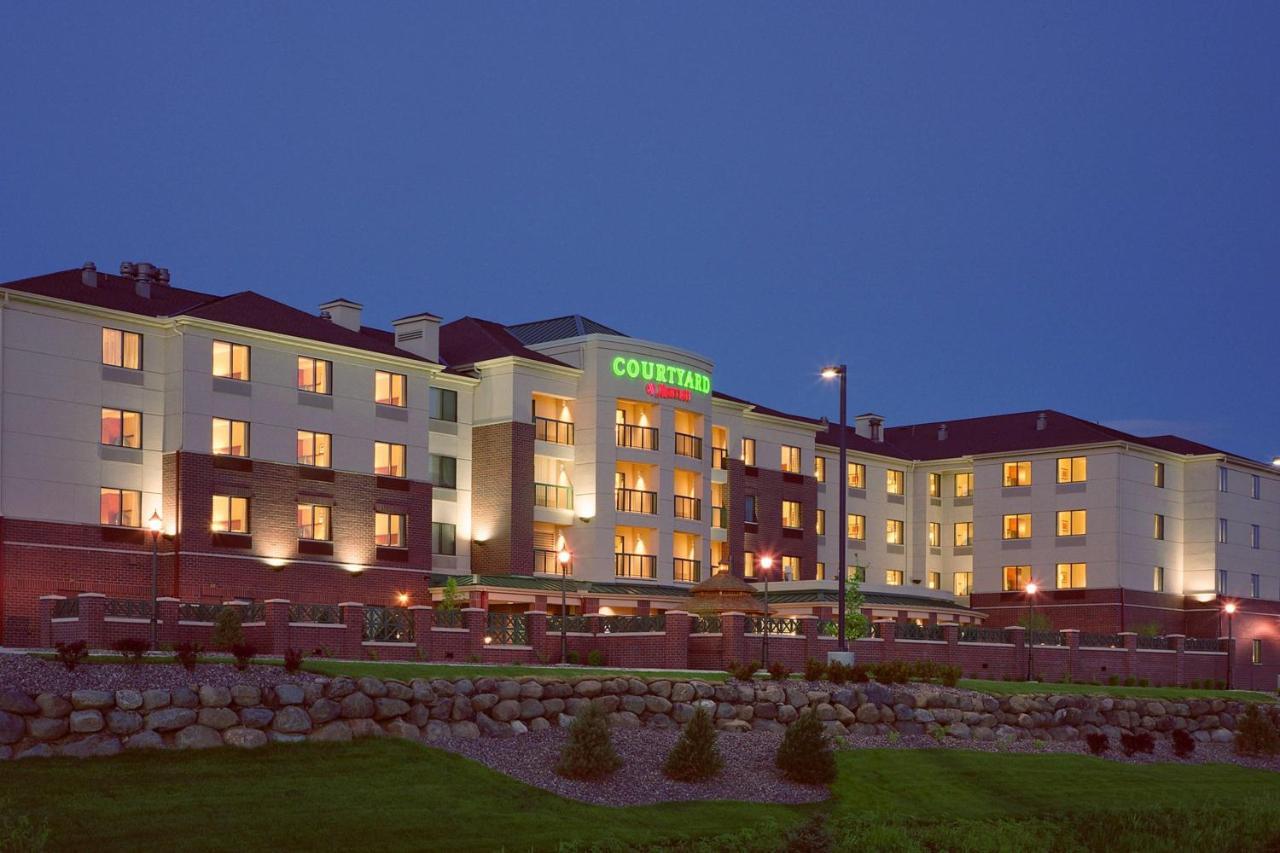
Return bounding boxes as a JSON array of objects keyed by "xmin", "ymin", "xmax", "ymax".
[
  {"xmin": 505, "ymin": 314, "xmax": 627, "ymax": 345},
  {"xmin": 712, "ymin": 390, "xmax": 825, "ymax": 428},
  {"xmin": 762, "ymin": 588, "xmax": 980, "ymax": 612},
  {"xmin": 439, "ymin": 317, "xmax": 571, "ymax": 369},
  {"xmin": 427, "ymin": 573, "xmax": 693, "ymax": 598}
]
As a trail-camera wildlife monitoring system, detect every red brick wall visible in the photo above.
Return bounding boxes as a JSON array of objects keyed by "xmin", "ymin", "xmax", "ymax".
[
  {"xmin": 971, "ymin": 587, "xmax": 1189, "ymax": 634},
  {"xmin": 727, "ymin": 462, "xmax": 819, "ymax": 580},
  {"xmin": 470, "ymin": 421, "xmax": 534, "ymax": 576}
]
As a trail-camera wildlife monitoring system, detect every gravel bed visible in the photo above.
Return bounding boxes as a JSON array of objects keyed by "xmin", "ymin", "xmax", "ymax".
[
  {"xmin": 0, "ymin": 652, "xmax": 322, "ymax": 694},
  {"xmin": 435, "ymin": 727, "xmax": 831, "ymax": 806}
]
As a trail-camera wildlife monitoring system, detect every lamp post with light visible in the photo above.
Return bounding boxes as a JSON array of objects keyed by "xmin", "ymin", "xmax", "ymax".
[
  {"xmin": 1224, "ymin": 600, "xmax": 1237, "ymax": 690},
  {"xmin": 1025, "ymin": 580, "xmax": 1039, "ymax": 682},
  {"xmin": 760, "ymin": 555, "xmax": 775, "ymax": 669},
  {"xmin": 147, "ymin": 510, "xmax": 162, "ymax": 650},
  {"xmin": 820, "ymin": 364, "xmax": 849, "ymax": 659},
  {"xmin": 557, "ymin": 547, "xmax": 572, "ymax": 664}
]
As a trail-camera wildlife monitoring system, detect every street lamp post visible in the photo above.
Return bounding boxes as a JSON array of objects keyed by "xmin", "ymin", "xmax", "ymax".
[
  {"xmin": 558, "ymin": 548, "xmax": 572, "ymax": 664},
  {"xmin": 820, "ymin": 365, "xmax": 848, "ymax": 655},
  {"xmin": 147, "ymin": 510, "xmax": 162, "ymax": 650},
  {"xmin": 1224, "ymin": 600, "xmax": 1237, "ymax": 690},
  {"xmin": 760, "ymin": 555, "xmax": 774, "ymax": 669},
  {"xmin": 1025, "ymin": 580, "xmax": 1039, "ymax": 682}
]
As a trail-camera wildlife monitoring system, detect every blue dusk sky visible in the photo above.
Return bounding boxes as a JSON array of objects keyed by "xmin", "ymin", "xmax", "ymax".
[{"xmin": 2, "ymin": 4, "xmax": 1277, "ymax": 459}]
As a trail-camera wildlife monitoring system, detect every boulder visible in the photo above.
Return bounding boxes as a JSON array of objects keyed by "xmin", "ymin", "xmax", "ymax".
[
  {"xmin": 0, "ymin": 690, "xmax": 38, "ymax": 715},
  {"xmin": 308, "ymin": 698, "xmax": 341, "ymax": 724},
  {"xmin": 471, "ymin": 694, "xmax": 499, "ymax": 712},
  {"xmin": 273, "ymin": 706, "xmax": 312, "ymax": 734},
  {"xmin": 61, "ymin": 736, "xmax": 121, "ymax": 758},
  {"xmin": 142, "ymin": 689, "xmax": 171, "ymax": 710},
  {"xmin": 274, "ymin": 684, "xmax": 306, "ymax": 706},
  {"xmin": 175, "ymin": 725, "xmax": 223, "ymax": 749},
  {"xmin": 199, "ymin": 685, "xmax": 232, "ymax": 708},
  {"xmin": 327, "ymin": 678, "xmax": 358, "ymax": 699},
  {"xmin": 423, "ymin": 720, "xmax": 450, "ymax": 741},
  {"xmin": 476, "ymin": 714, "xmax": 512, "ymax": 738},
  {"xmin": 239, "ymin": 707, "xmax": 274, "ymax": 729},
  {"xmin": 542, "ymin": 698, "xmax": 566, "ymax": 716},
  {"xmin": 519, "ymin": 699, "xmax": 546, "ymax": 719},
  {"xmin": 15, "ymin": 744, "xmax": 54, "ymax": 760},
  {"xmin": 198, "ymin": 708, "xmax": 239, "ymax": 731},
  {"xmin": 670, "ymin": 683, "xmax": 695, "ymax": 703},
  {"xmin": 223, "ymin": 727, "xmax": 269, "ymax": 748},
  {"xmin": 716, "ymin": 719, "xmax": 751, "ymax": 733},
  {"xmin": 171, "ymin": 687, "xmax": 199, "ymax": 709},
  {"xmin": 231, "ymin": 684, "xmax": 262, "ymax": 706},
  {"xmin": 348, "ymin": 718, "xmax": 385, "ymax": 739},
  {"xmin": 646, "ymin": 714, "xmax": 675, "ymax": 729},
  {"xmin": 591, "ymin": 695, "xmax": 620, "ymax": 714},
  {"xmin": 947, "ymin": 723, "xmax": 972, "ymax": 740},
  {"xmin": 855, "ymin": 704, "xmax": 880, "ymax": 724},
  {"xmin": 411, "ymin": 680, "xmax": 436, "ymax": 703},
  {"xmin": 672, "ymin": 703, "xmax": 695, "ymax": 723},
  {"xmin": 608, "ymin": 711, "xmax": 642, "ymax": 728},
  {"xmin": 509, "ymin": 720, "xmax": 529, "ymax": 736},
  {"xmin": 385, "ymin": 681, "xmax": 414, "ymax": 701},
  {"xmin": 575, "ymin": 680, "xmax": 603, "ymax": 697},
  {"xmin": 125, "ymin": 730, "xmax": 164, "ymax": 750},
  {"xmin": 406, "ymin": 703, "xmax": 431, "ymax": 727},
  {"xmin": 454, "ymin": 679, "xmax": 476, "ymax": 697},
  {"xmin": 70, "ymin": 710, "xmax": 105, "ymax": 733},
  {"xmin": 374, "ymin": 698, "xmax": 411, "ymax": 720},
  {"xmin": 650, "ymin": 680, "xmax": 672, "ymax": 698},
  {"xmin": 340, "ymin": 692, "xmax": 376, "ymax": 719},
  {"xmin": 106, "ymin": 710, "xmax": 144, "ymax": 736},
  {"xmin": 385, "ymin": 720, "xmax": 421, "ymax": 739},
  {"xmin": 519, "ymin": 681, "xmax": 544, "ymax": 700},
  {"xmin": 449, "ymin": 720, "xmax": 480, "ymax": 739},
  {"xmin": 310, "ymin": 721, "xmax": 353, "ymax": 742},
  {"xmin": 70, "ymin": 690, "xmax": 113, "ymax": 710},
  {"xmin": 114, "ymin": 690, "xmax": 144, "ymax": 711},
  {"xmin": 451, "ymin": 696, "xmax": 473, "ymax": 721},
  {"xmin": 357, "ymin": 677, "xmax": 388, "ymax": 698},
  {"xmin": 271, "ymin": 733, "xmax": 307, "ymax": 744},
  {"xmin": 777, "ymin": 705, "xmax": 798, "ymax": 724},
  {"xmin": 528, "ymin": 717, "xmax": 551, "ymax": 732},
  {"xmin": 492, "ymin": 700, "xmax": 521, "ymax": 722},
  {"xmin": 28, "ymin": 716, "xmax": 70, "ymax": 741},
  {"xmin": 752, "ymin": 719, "xmax": 786, "ymax": 733},
  {"xmin": 621, "ymin": 695, "xmax": 647, "ymax": 715},
  {"xmin": 36, "ymin": 694, "xmax": 72, "ymax": 718}
]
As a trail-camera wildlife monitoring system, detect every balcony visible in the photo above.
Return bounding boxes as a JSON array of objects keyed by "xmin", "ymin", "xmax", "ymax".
[
  {"xmin": 534, "ymin": 548, "xmax": 571, "ymax": 575},
  {"xmin": 674, "ymin": 494, "xmax": 702, "ymax": 521},
  {"xmin": 616, "ymin": 423, "xmax": 658, "ymax": 451},
  {"xmin": 534, "ymin": 416, "xmax": 574, "ymax": 446},
  {"xmin": 615, "ymin": 552, "xmax": 657, "ymax": 579},
  {"xmin": 615, "ymin": 488, "xmax": 657, "ymax": 515},
  {"xmin": 673, "ymin": 557, "xmax": 702, "ymax": 584},
  {"xmin": 712, "ymin": 505, "xmax": 727, "ymax": 529},
  {"xmin": 712, "ymin": 446, "xmax": 728, "ymax": 469},
  {"xmin": 534, "ymin": 483, "xmax": 574, "ymax": 510},
  {"xmin": 674, "ymin": 432, "xmax": 703, "ymax": 460}
]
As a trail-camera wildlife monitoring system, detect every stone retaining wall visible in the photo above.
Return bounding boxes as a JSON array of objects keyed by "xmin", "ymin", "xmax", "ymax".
[{"xmin": 1, "ymin": 676, "xmax": 1274, "ymax": 760}]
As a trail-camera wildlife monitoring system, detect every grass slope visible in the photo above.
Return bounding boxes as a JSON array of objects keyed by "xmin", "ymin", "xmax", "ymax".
[{"xmin": 958, "ymin": 677, "xmax": 1276, "ymax": 702}]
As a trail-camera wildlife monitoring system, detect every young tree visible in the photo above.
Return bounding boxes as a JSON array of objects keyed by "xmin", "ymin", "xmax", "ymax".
[
  {"xmin": 439, "ymin": 577, "xmax": 461, "ymax": 611},
  {"xmin": 556, "ymin": 704, "xmax": 622, "ymax": 780},
  {"xmin": 211, "ymin": 607, "xmax": 244, "ymax": 650},
  {"xmin": 663, "ymin": 707, "xmax": 723, "ymax": 782},
  {"xmin": 823, "ymin": 562, "xmax": 870, "ymax": 639},
  {"xmin": 776, "ymin": 708, "xmax": 837, "ymax": 784}
]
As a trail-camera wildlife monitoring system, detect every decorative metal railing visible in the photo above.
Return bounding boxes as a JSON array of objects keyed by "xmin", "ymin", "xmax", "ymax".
[
  {"xmin": 691, "ymin": 614, "xmax": 722, "ymax": 634},
  {"xmin": 1185, "ymin": 637, "xmax": 1226, "ymax": 653},
  {"xmin": 178, "ymin": 601, "xmax": 263, "ymax": 623},
  {"xmin": 534, "ymin": 482, "xmax": 574, "ymax": 510},
  {"xmin": 1079, "ymin": 632, "xmax": 1124, "ymax": 649},
  {"xmin": 673, "ymin": 495, "xmax": 702, "ymax": 521},
  {"xmin": 818, "ymin": 619, "xmax": 840, "ymax": 637},
  {"xmin": 600, "ymin": 614, "xmax": 666, "ymax": 634},
  {"xmin": 673, "ymin": 558, "xmax": 701, "ymax": 584},
  {"xmin": 615, "ymin": 488, "xmax": 658, "ymax": 514},
  {"xmin": 289, "ymin": 603, "xmax": 341, "ymax": 624},
  {"xmin": 959, "ymin": 626, "xmax": 1010, "ymax": 644},
  {"xmin": 674, "ymin": 432, "xmax": 703, "ymax": 460},
  {"xmin": 614, "ymin": 553, "xmax": 657, "ymax": 579},
  {"xmin": 615, "ymin": 423, "xmax": 658, "ymax": 450},
  {"xmin": 51, "ymin": 598, "xmax": 80, "ymax": 619},
  {"xmin": 747, "ymin": 616, "xmax": 801, "ymax": 635},
  {"xmin": 105, "ymin": 598, "xmax": 152, "ymax": 619},
  {"xmin": 533, "ymin": 548, "xmax": 572, "ymax": 575},
  {"xmin": 1137, "ymin": 634, "xmax": 1169, "ymax": 650},
  {"xmin": 897, "ymin": 622, "xmax": 945, "ymax": 641},
  {"xmin": 433, "ymin": 608, "xmax": 464, "ymax": 629},
  {"xmin": 534, "ymin": 416, "xmax": 574, "ymax": 445},
  {"xmin": 486, "ymin": 612, "xmax": 528, "ymax": 645},
  {"xmin": 1029, "ymin": 630, "xmax": 1066, "ymax": 647},
  {"xmin": 363, "ymin": 605, "xmax": 413, "ymax": 643},
  {"xmin": 711, "ymin": 446, "xmax": 728, "ymax": 469},
  {"xmin": 547, "ymin": 614, "xmax": 591, "ymax": 634}
]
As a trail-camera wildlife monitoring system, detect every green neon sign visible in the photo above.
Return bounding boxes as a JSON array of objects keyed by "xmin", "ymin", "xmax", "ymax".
[{"xmin": 610, "ymin": 355, "xmax": 711, "ymax": 401}]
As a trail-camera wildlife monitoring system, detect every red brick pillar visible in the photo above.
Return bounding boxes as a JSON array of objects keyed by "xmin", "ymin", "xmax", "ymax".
[
  {"xmin": 875, "ymin": 619, "xmax": 896, "ymax": 664},
  {"xmin": 942, "ymin": 622, "xmax": 960, "ymax": 669},
  {"xmin": 1120, "ymin": 631, "xmax": 1138, "ymax": 680},
  {"xmin": 468, "ymin": 590, "xmax": 486, "ymax": 609},
  {"xmin": 1168, "ymin": 634, "xmax": 1186, "ymax": 686},
  {"xmin": 664, "ymin": 610, "xmax": 691, "ymax": 669},
  {"xmin": 721, "ymin": 611, "xmax": 748, "ymax": 667},
  {"xmin": 156, "ymin": 597, "xmax": 180, "ymax": 648},
  {"xmin": 1222, "ymin": 634, "xmax": 1235, "ymax": 690},
  {"xmin": 463, "ymin": 607, "xmax": 487, "ymax": 660},
  {"xmin": 636, "ymin": 600, "xmax": 651, "ymax": 616},
  {"xmin": 1007, "ymin": 626, "xmax": 1027, "ymax": 681},
  {"xmin": 799, "ymin": 615, "xmax": 820, "ymax": 664},
  {"xmin": 265, "ymin": 599, "xmax": 290, "ymax": 655},
  {"xmin": 339, "ymin": 602, "xmax": 364, "ymax": 659},
  {"xmin": 410, "ymin": 606, "xmax": 433, "ymax": 659},
  {"xmin": 79, "ymin": 593, "xmax": 107, "ymax": 650},
  {"xmin": 1061, "ymin": 628, "xmax": 1080, "ymax": 681},
  {"xmin": 38, "ymin": 595, "xmax": 62, "ymax": 647},
  {"xmin": 526, "ymin": 611, "xmax": 548, "ymax": 663}
]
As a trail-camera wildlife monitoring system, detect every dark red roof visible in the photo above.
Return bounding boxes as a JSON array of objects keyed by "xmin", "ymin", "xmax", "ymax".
[
  {"xmin": 439, "ymin": 317, "xmax": 571, "ymax": 369},
  {"xmin": 712, "ymin": 390, "xmax": 826, "ymax": 428},
  {"xmin": 3, "ymin": 268, "xmax": 218, "ymax": 317}
]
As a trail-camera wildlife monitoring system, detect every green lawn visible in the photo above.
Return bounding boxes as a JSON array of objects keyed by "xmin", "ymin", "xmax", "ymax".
[
  {"xmin": 958, "ymin": 677, "xmax": 1277, "ymax": 702},
  {"xmin": 4, "ymin": 740, "xmax": 1280, "ymax": 851},
  {"xmin": 291, "ymin": 658, "xmax": 731, "ymax": 683}
]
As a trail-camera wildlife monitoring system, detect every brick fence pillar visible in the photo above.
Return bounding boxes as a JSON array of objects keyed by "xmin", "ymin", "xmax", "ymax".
[
  {"xmin": 799, "ymin": 615, "xmax": 820, "ymax": 665},
  {"xmin": 339, "ymin": 602, "xmax": 364, "ymax": 659},
  {"xmin": 264, "ymin": 599, "xmax": 290, "ymax": 655},
  {"xmin": 1168, "ymin": 634, "xmax": 1187, "ymax": 686},
  {"xmin": 525, "ymin": 611, "xmax": 548, "ymax": 664},
  {"xmin": 664, "ymin": 610, "xmax": 690, "ymax": 670},
  {"xmin": 156, "ymin": 597, "xmax": 180, "ymax": 649},
  {"xmin": 721, "ymin": 612, "xmax": 747, "ymax": 667},
  {"xmin": 38, "ymin": 595, "xmax": 63, "ymax": 647},
  {"xmin": 941, "ymin": 622, "xmax": 959, "ymax": 668},
  {"xmin": 410, "ymin": 606, "xmax": 433, "ymax": 660},
  {"xmin": 79, "ymin": 593, "xmax": 107, "ymax": 650},
  {"xmin": 1007, "ymin": 626, "xmax": 1027, "ymax": 681},
  {"xmin": 875, "ymin": 619, "xmax": 897, "ymax": 663},
  {"xmin": 1061, "ymin": 628, "xmax": 1080, "ymax": 681},
  {"xmin": 463, "ymin": 607, "xmax": 487, "ymax": 660},
  {"xmin": 1120, "ymin": 632, "xmax": 1138, "ymax": 680},
  {"xmin": 1222, "ymin": 634, "xmax": 1235, "ymax": 690}
]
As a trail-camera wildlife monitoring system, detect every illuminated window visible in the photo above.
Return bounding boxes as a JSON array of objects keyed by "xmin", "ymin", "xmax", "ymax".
[
  {"xmin": 429, "ymin": 454, "xmax": 456, "ymax": 489},
  {"xmin": 781, "ymin": 445, "xmax": 800, "ymax": 474},
  {"xmin": 100, "ymin": 407, "xmax": 142, "ymax": 448},
  {"xmin": 782, "ymin": 555, "xmax": 800, "ymax": 581},
  {"xmin": 212, "ymin": 340, "xmax": 250, "ymax": 381},
  {"xmin": 375, "ymin": 371, "xmax": 406, "ymax": 407},
  {"xmin": 99, "ymin": 487, "xmax": 141, "ymax": 527},
  {"xmin": 743, "ymin": 551, "xmax": 756, "ymax": 578},
  {"xmin": 927, "ymin": 571, "xmax": 941, "ymax": 590},
  {"xmin": 1002, "ymin": 514, "xmax": 1032, "ymax": 540},
  {"xmin": 815, "ymin": 509, "xmax": 826, "ymax": 536},
  {"xmin": 847, "ymin": 513, "xmax": 865, "ymax": 540},
  {"xmin": 781, "ymin": 500, "xmax": 803, "ymax": 530},
  {"xmin": 1002, "ymin": 461, "xmax": 1032, "ymax": 487},
  {"xmin": 1153, "ymin": 462, "xmax": 1165, "ymax": 488},
  {"xmin": 928, "ymin": 473, "xmax": 941, "ymax": 498},
  {"xmin": 102, "ymin": 328, "xmax": 141, "ymax": 370},
  {"xmin": 430, "ymin": 387, "xmax": 457, "ymax": 422},
  {"xmin": 954, "ymin": 522, "xmax": 973, "ymax": 547},
  {"xmin": 815, "ymin": 561, "xmax": 825, "ymax": 580},
  {"xmin": 886, "ymin": 469, "xmax": 905, "ymax": 496},
  {"xmin": 953, "ymin": 572, "xmax": 973, "ymax": 596},
  {"xmin": 1252, "ymin": 474, "xmax": 1261, "ymax": 500},
  {"xmin": 1055, "ymin": 562, "xmax": 1086, "ymax": 589},
  {"xmin": 374, "ymin": 441, "xmax": 406, "ymax": 478},
  {"xmin": 852, "ymin": 564, "xmax": 866, "ymax": 582},
  {"xmin": 1251, "ymin": 573, "xmax": 1261, "ymax": 598},
  {"xmin": 741, "ymin": 437, "xmax": 756, "ymax": 466},
  {"xmin": 211, "ymin": 418, "xmax": 249, "ymax": 457},
  {"xmin": 744, "ymin": 495, "xmax": 758, "ymax": 524},
  {"xmin": 296, "ymin": 356, "xmax": 331, "ymax": 394},
  {"xmin": 1154, "ymin": 513, "xmax": 1166, "ymax": 540},
  {"xmin": 1253, "ymin": 639, "xmax": 1262, "ymax": 665},
  {"xmin": 813, "ymin": 456, "xmax": 826, "ymax": 483},
  {"xmin": 376, "ymin": 512, "xmax": 406, "ymax": 548},
  {"xmin": 886, "ymin": 519, "xmax": 904, "ymax": 545},
  {"xmin": 211, "ymin": 495, "xmax": 249, "ymax": 533},
  {"xmin": 847, "ymin": 462, "xmax": 866, "ymax": 489},
  {"xmin": 297, "ymin": 503, "xmax": 331, "ymax": 541},
  {"xmin": 1056, "ymin": 510, "xmax": 1087, "ymax": 537},
  {"xmin": 1153, "ymin": 566, "xmax": 1165, "ymax": 592},
  {"xmin": 297, "ymin": 430, "xmax": 332, "ymax": 468},
  {"xmin": 1002, "ymin": 565, "xmax": 1031, "ymax": 591},
  {"xmin": 432, "ymin": 521, "xmax": 456, "ymax": 555},
  {"xmin": 1218, "ymin": 466, "xmax": 1229, "ymax": 493},
  {"xmin": 954, "ymin": 472, "xmax": 973, "ymax": 497},
  {"xmin": 1057, "ymin": 456, "xmax": 1087, "ymax": 483},
  {"xmin": 885, "ymin": 569, "xmax": 904, "ymax": 586},
  {"xmin": 1217, "ymin": 517, "xmax": 1227, "ymax": 544},
  {"xmin": 928, "ymin": 522, "xmax": 940, "ymax": 547},
  {"xmin": 1251, "ymin": 523, "xmax": 1261, "ymax": 549}
]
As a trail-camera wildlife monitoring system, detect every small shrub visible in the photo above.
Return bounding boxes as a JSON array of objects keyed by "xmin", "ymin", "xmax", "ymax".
[
  {"xmin": 803, "ymin": 658, "xmax": 826, "ymax": 682},
  {"xmin": 283, "ymin": 647, "xmax": 305, "ymax": 672},
  {"xmin": 930, "ymin": 726, "xmax": 946, "ymax": 743},
  {"xmin": 850, "ymin": 664, "xmax": 870, "ymax": 683},
  {"xmin": 1189, "ymin": 679, "xmax": 1201, "ymax": 690},
  {"xmin": 1215, "ymin": 679, "xmax": 1227, "ymax": 690},
  {"xmin": 1137, "ymin": 678, "xmax": 1149, "ymax": 688},
  {"xmin": 1171, "ymin": 728, "xmax": 1196, "ymax": 758},
  {"xmin": 1120, "ymin": 730, "xmax": 1155, "ymax": 756},
  {"xmin": 781, "ymin": 814, "xmax": 834, "ymax": 853},
  {"xmin": 173, "ymin": 641, "xmax": 201, "ymax": 671},
  {"xmin": 939, "ymin": 665, "xmax": 961, "ymax": 688},
  {"xmin": 1085, "ymin": 732, "xmax": 1109, "ymax": 755},
  {"xmin": 565, "ymin": 650, "xmax": 581, "ymax": 665},
  {"xmin": 1107, "ymin": 675, "xmax": 1120, "ymax": 686},
  {"xmin": 825, "ymin": 661, "xmax": 847, "ymax": 684},
  {"xmin": 1123, "ymin": 676, "xmax": 1137, "ymax": 687},
  {"xmin": 112, "ymin": 636, "xmax": 149, "ymax": 665},
  {"xmin": 230, "ymin": 643, "xmax": 257, "ymax": 671},
  {"xmin": 53, "ymin": 640, "xmax": 88, "ymax": 672},
  {"xmin": 556, "ymin": 703, "xmax": 622, "ymax": 780},
  {"xmin": 768, "ymin": 660, "xmax": 789, "ymax": 681},
  {"xmin": 586, "ymin": 649, "xmax": 606, "ymax": 667},
  {"xmin": 662, "ymin": 707, "xmax": 722, "ymax": 782},
  {"xmin": 887, "ymin": 729, "xmax": 901, "ymax": 744},
  {"xmin": 1236, "ymin": 704, "xmax": 1280, "ymax": 756},
  {"xmin": 726, "ymin": 660, "xmax": 760, "ymax": 681},
  {"xmin": 775, "ymin": 708, "xmax": 836, "ymax": 785},
  {"xmin": 211, "ymin": 608, "xmax": 244, "ymax": 650},
  {"xmin": 873, "ymin": 660, "xmax": 910, "ymax": 684}
]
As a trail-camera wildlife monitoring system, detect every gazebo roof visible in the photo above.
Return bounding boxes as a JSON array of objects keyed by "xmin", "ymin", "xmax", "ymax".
[{"xmin": 686, "ymin": 570, "xmax": 765, "ymax": 614}]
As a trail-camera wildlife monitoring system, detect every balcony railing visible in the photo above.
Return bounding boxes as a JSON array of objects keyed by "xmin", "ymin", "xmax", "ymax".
[
  {"xmin": 1079, "ymin": 632, "xmax": 1124, "ymax": 649},
  {"xmin": 691, "ymin": 614, "xmax": 721, "ymax": 634},
  {"xmin": 897, "ymin": 622, "xmax": 945, "ymax": 641},
  {"xmin": 534, "ymin": 416, "xmax": 574, "ymax": 445},
  {"xmin": 534, "ymin": 548, "xmax": 571, "ymax": 576},
  {"xmin": 363, "ymin": 605, "xmax": 413, "ymax": 643},
  {"xmin": 747, "ymin": 616, "xmax": 801, "ymax": 635},
  {"xmin": 958, "ymin": 626, "xmax": 1011, "ymax": 644},
  {"xmin": 615, "ymin": 552, "xmax": 657, "ymax": 579},
  {"xmin": 615, "ymin": 488, "xmax": 657, "ymax": 514},
  {"xmin": 434, "ymin": 608, "xmax": 464, "ymax": 629},
  {"xmin": 674, "ymin": 432, "xmax": 703, "ymax": 460},
  {"xmin": 711, "ymin": 446, "xmax": 728, "ymax": 469},
  {"xmin": 51, "ymin": 598, "xmax": 80, "ymax": 619},
  {"xmin": 616, "ymin": 423, "xmax": 659, "ymax": 451},
  {"xmin": 673, "ymin": 557, "xmax": 702, "ymax": 584},
  {"xmin": 106, "ymin": 598, "xmax": 152, "ymax": 619},
  {"xmin": 673, "ymin": 494, "xmax": 702, "ymax": 521},
  {"xmin": 548, "ymin": 614, "xmax": 591, "ymax": 633},
  {"xmin": 1185, "ymin": 637, "xmax": 1226, "ymax": 653},
  {"xmin": 289, "ymin": 603, "xmax": 341, "ymax": 624},
  {"xmin": 534, "ymin": 482, "xmax": 574, "ymax": 510},
  {"xmin": 486, "ymin": 612, "xmax": 529, "ymax": 645},
  {"xmin": 712, "ymin": 505, "xmax": 727, "ymax": 529}
]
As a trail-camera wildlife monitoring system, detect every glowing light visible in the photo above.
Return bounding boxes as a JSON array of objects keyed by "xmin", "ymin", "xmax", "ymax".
[
  {"xmin": 483, "ymin": 635, "xmax": 493, "ymax": 645},
  {"xmin": 1224, "ymin": 601, "xmax": 1237, "ymax": 614},
  {"xmin": 598, "ymin": 606, "xmax": 616, "ymax": 616},
  {"xmin": 820, "ymin": 366, "xmax": 841, "ymax": 380},
  {"xmin": 147, "ymin": 510, "xmax": 162, "ymax": 534},
  {"xmin": 264, "ymin": 558, "xmax": 287, "ymax": 569},
  {"xmin": 760, "ymin": 556, "xmax": 774, "ymax": 571},
  {"xmin": 557, "ymin": 549, "xmax": 571, "ymax": 566},
  {"xmin": 397, "ymin": 592, "xmax": 410, "ymax": 606},
  {"xmin": 343, "ymin": 564, "xmax": 364, "ymax": 575},
  {"xmin": 1025, "ymin": 581, "xmax": 1039, "ymax": 595}
]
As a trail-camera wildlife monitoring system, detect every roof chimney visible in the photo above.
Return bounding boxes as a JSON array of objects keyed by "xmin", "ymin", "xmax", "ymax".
[
  {"xmin": 156, "ymin": 267, "xmax": 170, "ymax": 286},
  {"xmin": 938, "ymin": 423, "xmax": 948, "ymax": 441},
  {"xmin": 854, "ymin": 412, "xmax": 884, "ymax": 443},
  {"xmin": 1036, "ymin": 412, "xmax": 1048, "ymax": 431},
  {"xmin": 81, "ymin": 261, "xmax": 98, "ymax": 288},
  {"xmin": 121, "ymin": 261, "xmax": 158, "ymax": 298},
  {"xmin": 319, "ymin": 298, "xmax": 363, "ymax": 333},
  {"xmin": 392, "ymin": 312, "xmax": 441, "ymax": 362}
]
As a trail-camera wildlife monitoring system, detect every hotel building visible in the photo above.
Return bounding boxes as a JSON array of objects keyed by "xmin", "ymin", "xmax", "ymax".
[{"xmin": 0, "ymin": 262, "xmax": 1276, "ymax": 668}]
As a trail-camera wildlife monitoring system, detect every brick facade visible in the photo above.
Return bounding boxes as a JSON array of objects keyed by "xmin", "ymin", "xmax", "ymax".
[
  {"xmin": 726, "ymin": 461, "xmax": 819, "ymax": 580},
  {"xmin": 470, "ymin": 421, "xmax": 535, "ymax": 576}
]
